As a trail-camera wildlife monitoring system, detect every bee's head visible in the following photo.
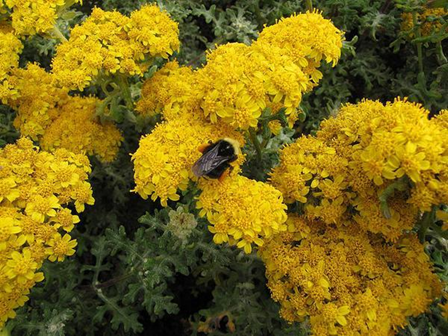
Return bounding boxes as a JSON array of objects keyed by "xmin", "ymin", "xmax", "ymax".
[{"xmin": 222, "ymin": 138, "xmax": 241, "ymax": 156}]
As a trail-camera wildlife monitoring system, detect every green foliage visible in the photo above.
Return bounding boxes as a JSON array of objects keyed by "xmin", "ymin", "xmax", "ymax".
[
  {"xmin": 9, "ymin": 204, "xmax": 302, "ymax": 335},
  {"xmin": 0, "ymin": 106, "xmax": 18, "ymax": 147}
]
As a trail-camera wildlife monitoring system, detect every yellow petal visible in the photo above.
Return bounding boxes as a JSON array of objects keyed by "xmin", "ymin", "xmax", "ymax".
[{"xmin": 336, "ymin": 315, "xmax": 347, "ymax": 326}]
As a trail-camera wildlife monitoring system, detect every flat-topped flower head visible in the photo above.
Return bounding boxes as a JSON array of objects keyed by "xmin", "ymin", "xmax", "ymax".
[
  {"xmin": 257, "ymin": 10, "xmax": 344, "ymax": 67},
  {"xmin": 0, "ymin": 138, "xmax": 93, "ymax": 327},
  {"xmin": 3, "ymin": 0, "xmax": 82, "ymax": 36},
  {"xmin": 132, "ymin": 117, "xmax": 244, "ymax": 206},
  {"xmin": 197, "ymin": 174, "xmax": 288, "ymax": 254},
  {"xmin": 136, "ymin": 61, "xmax": 200, "ymax": 121},
  {"xmin": 270, "ymin": 99, "xmax": 448, "ymax": 240},
  {"xmin": 52, "ymin": 5, "xmax": 180, "ymax": 91},
  {"xmin": 136, "ymin": 11, "xmax": 342, "ymax": 131},
  {"xmin": 260, "ymin": 217, "xmax": 442, "ymax": 335}
]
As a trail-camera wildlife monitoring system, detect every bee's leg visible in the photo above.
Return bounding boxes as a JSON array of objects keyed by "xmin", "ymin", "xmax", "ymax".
[
  {"xmin": 197, "ymin": 140, "xmax": 213, "ymax": 153},
  {"xmin": 197, "ymin": 143, "xmax": 209, "ymax": 153},
  {"xmin": 217, "ymin": 163, "xmax": 234, "ymax": 182},
  {"xmin": 218, "ymin": 169, "xmax": 230, "ymax": 182}
]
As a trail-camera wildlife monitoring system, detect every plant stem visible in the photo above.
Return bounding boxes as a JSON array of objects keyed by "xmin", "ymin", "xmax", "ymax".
[
  {"xmin": 249, "ymin": 128, "xmax": 262, "ymax": 161},
  {"xmin": 436, "ymin": 41, "xmax": 447, "ymax": 65},
  {"xmin": 378, "ymin": 177, "xmax": 408, "ymax": 219},
  {"xmin": 51, "ymin": 26, "xmax": 68, "ymax": 42},
  {"xmin": 96, "ymin": 272, "xmax": 136, "ymax": 289},
  {"xmin": 412, "ymin": 11, "xmax": 424, "ymax": 75},
  {"xmin": 116, "ymin": 74, "xmax": 134, "ymax": 110},
  {"xmin": 306, "ymin": 0, "xmax": 313, "ymax": 11},
  {"xmin": 95, "ymin": 97, "xmax": 112, "ymax": 120},
  {"xmin": 252, "ymin": 0, "xmax": 264, "ymax": 30},
  {"xmin": 418, "ymin": 207, "xmax": 436, "ymax": 243}
]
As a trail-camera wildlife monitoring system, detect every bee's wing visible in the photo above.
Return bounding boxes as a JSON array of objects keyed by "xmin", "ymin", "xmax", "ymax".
[{"xmin": 192, "ymin": 144, "xmax": 229, "ymax": 177}]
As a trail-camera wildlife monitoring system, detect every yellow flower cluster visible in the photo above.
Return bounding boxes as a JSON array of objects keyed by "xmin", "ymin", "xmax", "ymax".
[
  {"xmin": 0, "ymin": 23, "xmax": 22, "ymax": 74},
  {"xmin": 401, "ymin": 8, "xmax": 448, "ymax": 37},
  {"xmin": 2, "ymin": 64, "xmax": 122, "ymax": 162},
  {"xmin": 135, "ymin": 61, "xmax": 199, "ymax": 121},
  {"xmin": 40, "ymin": 96, "xmax": 123, "ymax": 162},
  {"xmin": 197, "ymin": 175, "xmax": 287, "ymax": 254},
  {"xmin": 136, "ymin": 11, "xmax": 343, "ymax": 130},
  {"xmin": 257, "ymin": 11, "xmax": 342, "ymax": 65},
  {"xmin": 6, "ymin": 64, "xmax": 69, "ymax": 139},
  {"xmin": 125, "ymin": 4, "xmax": 180, "ymax": 59},
  {"xmin": 52, "ymin": 5, "xmax": 179, "ymax": 91},
  {"xmin": 133, "ymin": 11, "xmax": 343, "ymax": 257},
  {"xmin": 3, "ymin": 0, "xmax": 82, "ymax": 36},
  {"xmin": 259, "ymin": 216, "xmax": 442, "ymax": 336},
  {"xmin": 0, "ymin": 23, "xmax": 22, "ymax": 103},
  {"xmin": 199, "ymin": 11, "xmax": 342, "ymax": 130},
  {"xmin": 434, "ymin": 109, "xmax": 448, "ymax": 128},
  {"xmin": 132, "ymin": 116, "xmax": 244, "ymax": 206},
  {"xmin": 0, "ymin": 138, "xmax": 94, "ymax": 328},
  {"xmin": 271, "ymin": 99, "xmax": 448, "ymax": 241}
]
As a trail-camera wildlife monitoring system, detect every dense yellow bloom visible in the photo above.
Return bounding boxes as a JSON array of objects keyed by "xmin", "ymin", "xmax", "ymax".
[
  {"xmin": 125, "ymin": 4, "xmax": 180, "ymax": 59},
  {"xmin": 132, "ymin": 116, "xmax": 244, "ymax": 206},
  {"xmin": 353, "ymin": 195, "xmax": 418, "ymax": 242},
  {"xmin": 401, "ymin": 8, "xmax": 448, "ymax": 37},
  {"xmin": 25, "ymin": 194, "xmax": 60, "ymax": 223},
  {"xmin": 135, "ymin": 61, "xmax": 200, "ymax": 121},
  {"xmin": 5, "ymin": 64, "xmax": 68, "ymax": 139},
  {"xmin": 40, "ymin": 96, "xmax": 123, "ymax": 162},
  {"xmin": 0, "ymin": 24, "xmax": 22, "ymax": 79},
  {"xmin": 70, "ymin": 182, "xmax": 94, "ymax": 213},
  {"xmin": 197, "ymin": 43, "xmax": 267, "ymax": 129},
  {"xmin": 270, "ymin": 136, "xmax": 347, "ymax": 204},
  {"xmin": 434, "ymin": 109, "xmax": 448, "ymax": 128},
  {"xmin": 136, "ymin": 11, "xmax": 342, "ymax": 130},
  {"xmin": 195, "ymin": 10, "xmax": 343, "ymax": 130},
  {"xmin": 4, "ymin": 0, "xmax": 82, "ymax": 36},
  {"xmin": 0, "ymin": 23, "xmax": 23, "ymax": 104},
  {"xmin": 197, "ymin": 175, "xmax": 287, "ymax": 254},
  {"xmin": 257, "ymin": 10, "xmax": 343, "ymax": 67},
  {"xmin": 52, "ymin": 5, "xmax": 179, "ymax": 90},
  {"xmin": 3, "ymin": 64, "xmax": 122, "ymax": 161},
  {"xmin": 271, "ymin": 99, "xmax": 447, "ymax": 240},
  {"xmin": 260, "ymin": 216, "xmax": 442, "ymax": 335},
  {"xmin": 0, "ymin": 218, "xmax": 21, "ymax": 250},
  {"xmin": 320, "ymin": 99, "xmax": 447, "ymax": 211},
  {"xmin": 0, "ymin": 138, "xmax": 94, "ymax": 327},
  {"xmin": 4, "ymin": 249, "xmax": 38, "ymax": 284},
  {"xmin": 0, "ymin": 178, "xmax": 19, "ymax": 204}
]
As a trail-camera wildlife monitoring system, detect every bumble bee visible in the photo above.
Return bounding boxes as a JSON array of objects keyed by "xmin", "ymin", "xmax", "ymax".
[{"xmin": 192, "ymin": 138, "xmax": 241, "ymax": 180}]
